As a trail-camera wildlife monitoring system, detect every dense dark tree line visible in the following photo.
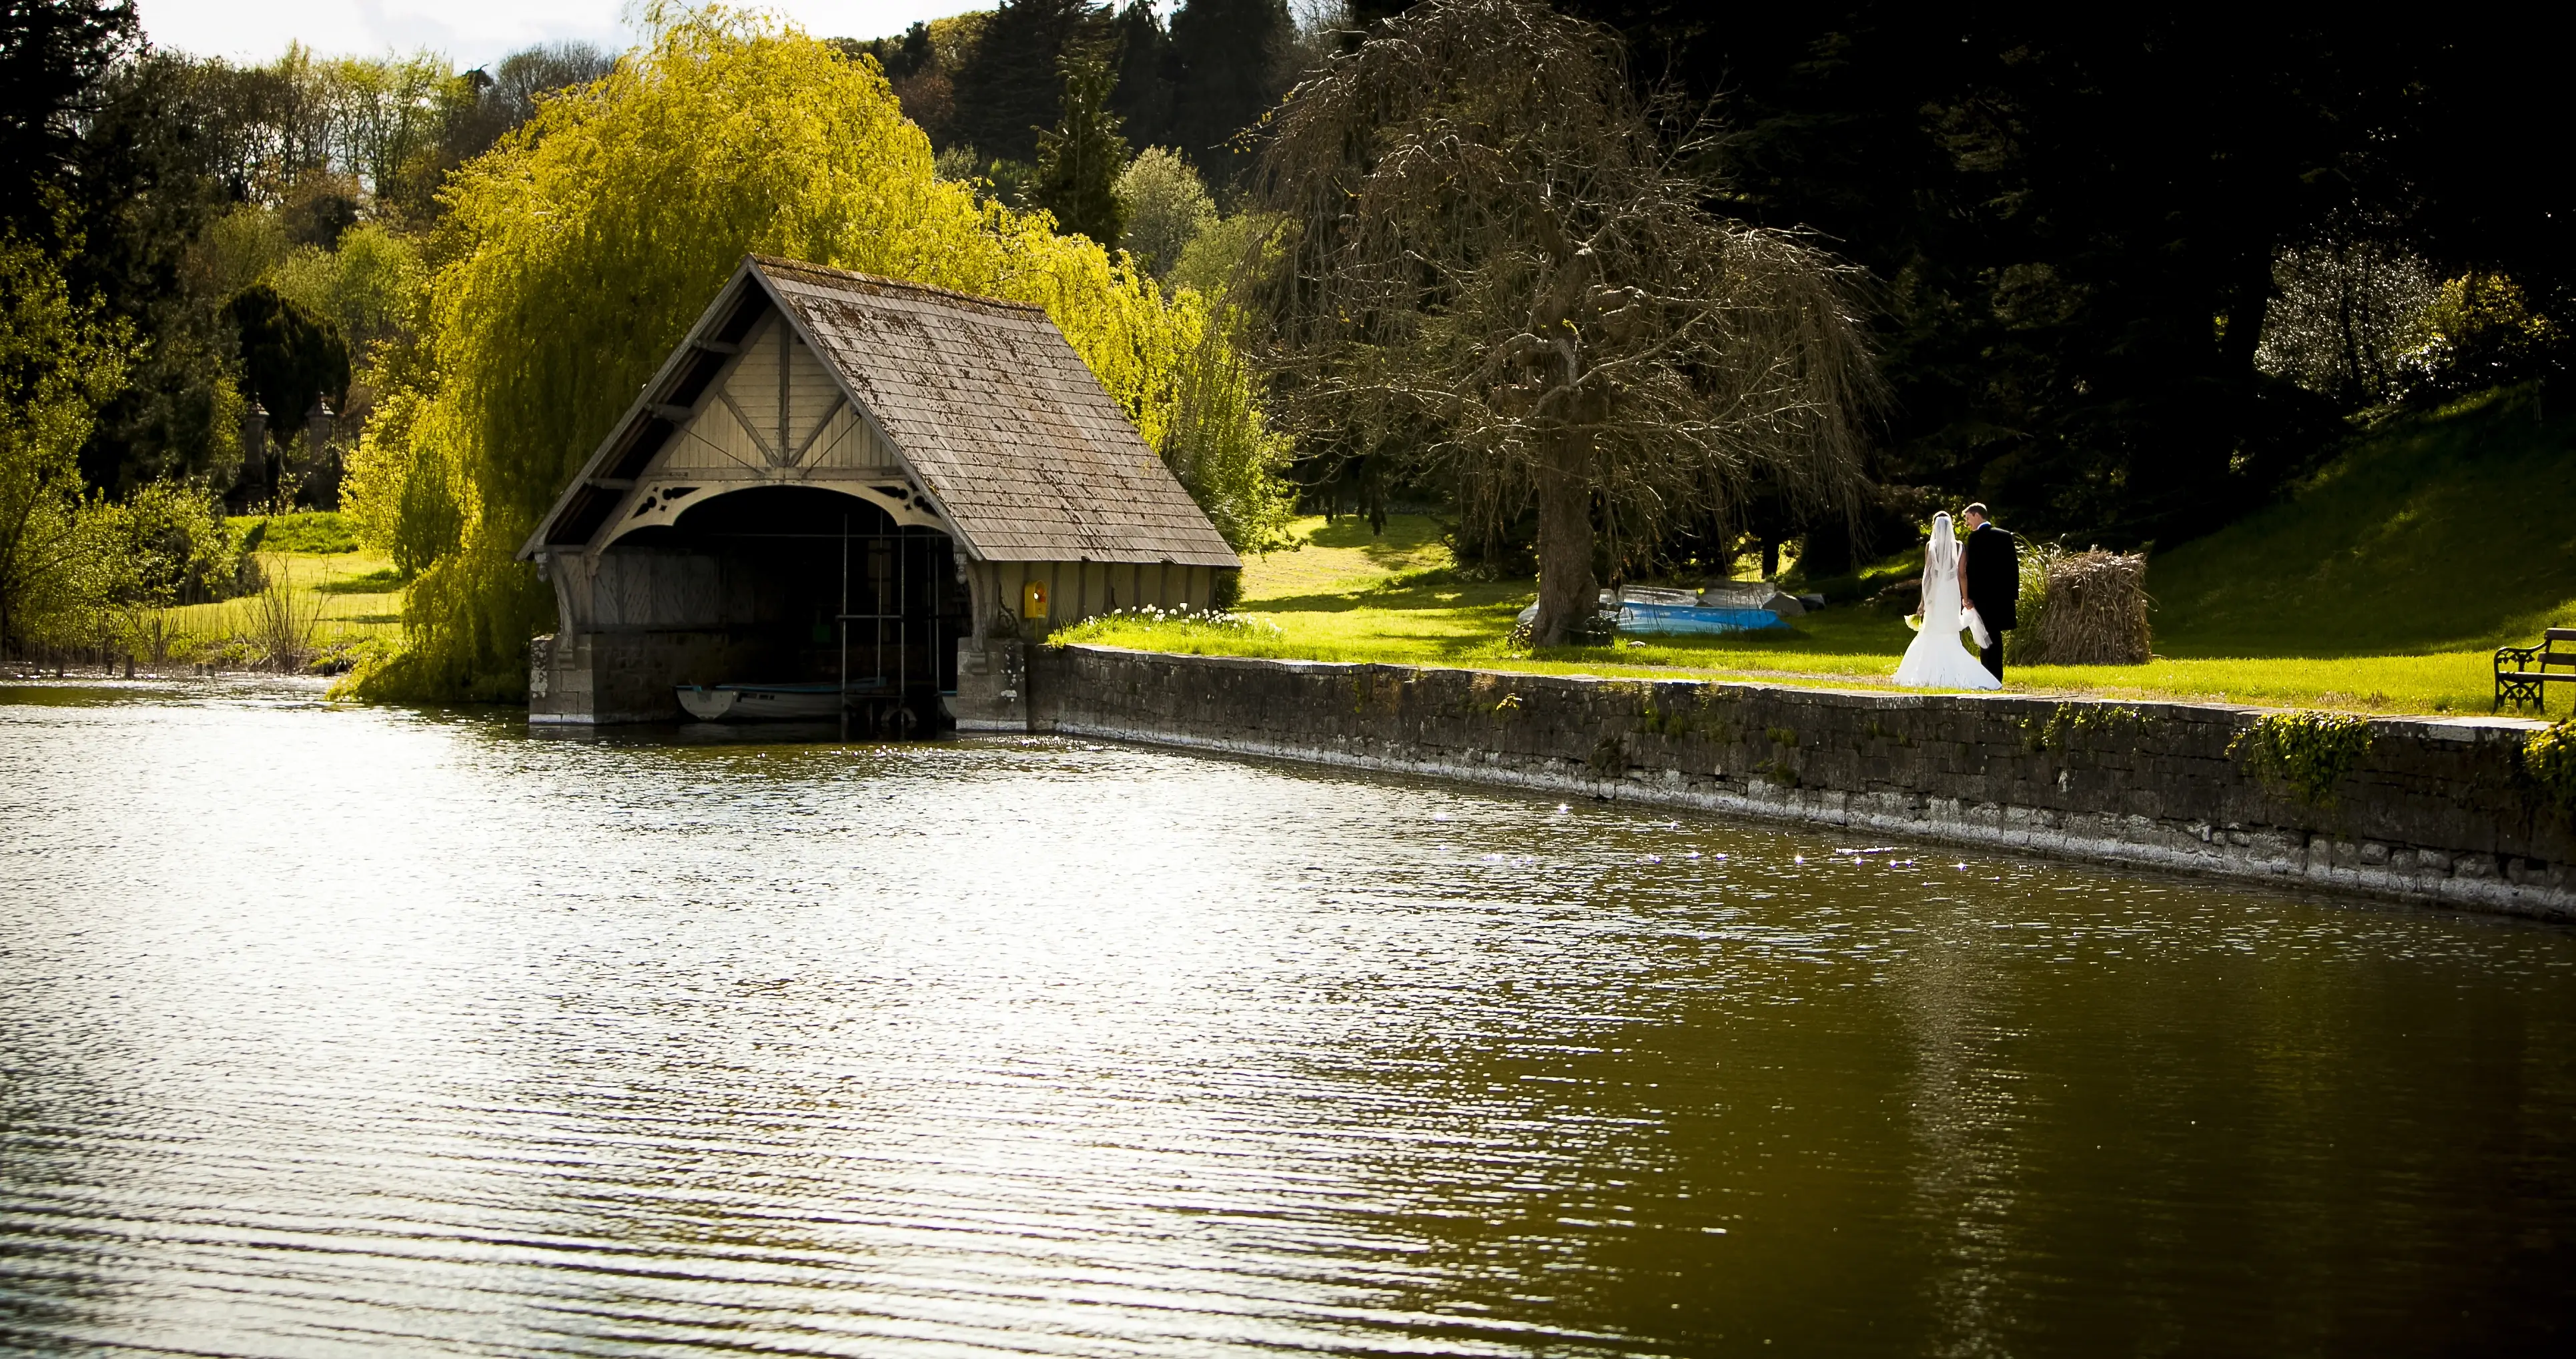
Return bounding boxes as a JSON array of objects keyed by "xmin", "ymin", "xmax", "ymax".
[
  {"xmin": 947, "ymin": 0, "xmax": 1098, "ymax": 165},
  {"xmin": 1561, "ymin": 3, "xmax": 2575, "ymax": 556},
  {"xmin": 855, "ymin": 0, "xmax": 1295, "ymax": 189}
]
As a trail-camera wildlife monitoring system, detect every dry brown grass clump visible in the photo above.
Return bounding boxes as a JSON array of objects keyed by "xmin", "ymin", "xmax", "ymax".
[
  {"xmin": 246, "ymin": 556, "xmax": 322, "ymax": 672},
  {"xmin": 2023, "ymin": 548, "xmax": 2152, "ymax": 664}
]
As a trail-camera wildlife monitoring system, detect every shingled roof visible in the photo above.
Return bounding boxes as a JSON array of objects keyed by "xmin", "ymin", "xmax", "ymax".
[{"xmin": 523, "ymin": 256, "xmax": 1240, "ymax": 569}]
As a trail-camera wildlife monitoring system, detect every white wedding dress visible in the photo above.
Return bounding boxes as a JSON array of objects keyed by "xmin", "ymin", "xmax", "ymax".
[{"xmin": 1893, "ymin": 513, "xmax": 2003, "ymax": 690}]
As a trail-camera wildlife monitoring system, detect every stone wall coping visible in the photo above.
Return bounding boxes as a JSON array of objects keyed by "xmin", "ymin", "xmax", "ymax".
[{"xmin": 1052, "ymin": 644, "xmax": 2557, "ymax": 739}]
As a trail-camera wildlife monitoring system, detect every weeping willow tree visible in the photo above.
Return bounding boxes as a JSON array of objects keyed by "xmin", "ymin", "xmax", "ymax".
[
  {"xmin": 346, "ymin": 5, "xmax": 1286, "ymax": 701},
  {"xmin": 1246, "ymin": 0, "xmax": 1879, "ymax": 644}
]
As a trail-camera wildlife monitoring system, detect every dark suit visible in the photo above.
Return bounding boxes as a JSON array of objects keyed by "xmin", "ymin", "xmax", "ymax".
[{"xmin": 1963, "ymin": 521, "xmax": 2019, "ymax": 681}]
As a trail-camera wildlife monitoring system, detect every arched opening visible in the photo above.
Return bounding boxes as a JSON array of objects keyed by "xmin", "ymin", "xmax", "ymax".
[{"xmin": 608, "ymin": 485, "xmax": 965, "ymax": 733}]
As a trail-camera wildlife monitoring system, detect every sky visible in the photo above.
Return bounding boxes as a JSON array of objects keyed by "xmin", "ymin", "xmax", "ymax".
[{"xmin": 137, "ymin": 1, "xmax": 973, "ymax": 69}]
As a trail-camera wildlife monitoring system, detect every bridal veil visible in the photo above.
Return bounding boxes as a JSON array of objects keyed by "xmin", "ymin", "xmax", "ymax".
[{"xmin": 1893, "ymin": 512, "xmax": 2002, "ymax": 689}]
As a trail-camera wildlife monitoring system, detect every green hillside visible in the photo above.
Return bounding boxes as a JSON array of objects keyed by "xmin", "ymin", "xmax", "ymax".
[{"xmin": 2148, "ymin": 386, "xmax": 2576, "ymax": 658}]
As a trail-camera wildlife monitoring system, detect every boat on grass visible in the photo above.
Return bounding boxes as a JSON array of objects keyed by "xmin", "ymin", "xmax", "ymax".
[
  {"xmin": 1616, "ymin": 601, "xmax": 1790, "ymax": 636},
  {"xmin": 1513, "ymin": 586, "xmax": 1797, "ymax": 640}
]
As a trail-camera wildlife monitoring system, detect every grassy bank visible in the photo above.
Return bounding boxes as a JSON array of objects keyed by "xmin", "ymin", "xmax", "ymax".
[
  {"xmin": 127, "ymin": 514, "xmax": 402, "ymax": 671},
  {"xmin": 1062, "ymin": 390, "xmax": 2576, "ymax": 717},
  {"xmin": 163, "ymin": 551, "xmax": 404, "ymax": 661},
  {"xmin": 2148, "ymin": 386, "xmax": 2576, "ymax": 657}
]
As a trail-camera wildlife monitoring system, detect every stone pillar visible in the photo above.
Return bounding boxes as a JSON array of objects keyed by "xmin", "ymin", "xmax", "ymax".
[
  {"xmin": 527, "ymin": 631, "xmax": 604, "ymax": 725},
  {"xmin": 530, "ymin": 556, "xmax": 596, "ymax": 725},
  {"xmin": 950, "ymin": 558, "xmax": 1031, "ymax": 732},
  {"xmin": 239, "ymin": 400, "xmax": 268, "ymax": 494},
  {"xmin": 951, "ymin": 638, "xmax": 1029, "ymax": 731},
  {"xmin": 303, "ymin": 399, "xmax": 340, "ymax": 506}
]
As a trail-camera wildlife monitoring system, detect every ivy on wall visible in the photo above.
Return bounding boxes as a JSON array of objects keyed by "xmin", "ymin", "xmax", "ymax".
[
  {"xmin": 2525, "ymin": 718, "xmax": 2576, "ymax": 822},
  {"xmin": 2230, "ymin": 711, "xmax": 2375, "ymax": 806}
]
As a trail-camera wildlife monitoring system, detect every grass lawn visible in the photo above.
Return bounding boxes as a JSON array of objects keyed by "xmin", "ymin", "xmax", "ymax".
[
  {"xmin": 1064, "ymin": 389, "xmax": 2576, "ymax": 718},
  {"xmin": 159, "ymin": 545, "xmax": 404, "ymax": 666}
]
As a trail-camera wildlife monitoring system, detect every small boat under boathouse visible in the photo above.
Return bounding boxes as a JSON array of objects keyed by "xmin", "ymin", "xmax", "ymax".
[{"xmin": 518, "ymin": 256, "xmax": 1240, "ymax": 732}]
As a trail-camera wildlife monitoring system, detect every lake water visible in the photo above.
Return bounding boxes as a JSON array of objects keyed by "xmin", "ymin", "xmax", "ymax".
[{"xmin": 3, "ymin": 680, "xmax": 2573, "ymax": 1356}]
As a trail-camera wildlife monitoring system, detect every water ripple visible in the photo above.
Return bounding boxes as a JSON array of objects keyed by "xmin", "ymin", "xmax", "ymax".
[{"xmin": 4, "ymin": 681, "xmax": 2574, "ymax": 1354}]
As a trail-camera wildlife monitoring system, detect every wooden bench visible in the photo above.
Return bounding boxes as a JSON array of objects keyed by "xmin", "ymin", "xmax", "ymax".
[{"xmin": 2495, "ymin": 628, "xmax": 2576, "ymax": 711}]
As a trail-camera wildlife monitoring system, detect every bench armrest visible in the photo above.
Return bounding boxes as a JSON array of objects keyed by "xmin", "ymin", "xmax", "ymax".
[{"xmin": 2496, "ymin": 644, "xmax": 2541, "ymax": 667}]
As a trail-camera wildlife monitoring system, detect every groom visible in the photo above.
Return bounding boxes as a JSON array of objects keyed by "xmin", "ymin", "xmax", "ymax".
[{"xmin": 1961, "ymin": 503, "xmax": 2018, "ymax": 681}]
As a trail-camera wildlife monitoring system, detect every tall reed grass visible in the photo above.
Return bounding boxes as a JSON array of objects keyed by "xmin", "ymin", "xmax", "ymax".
[{"xmin": 245, "ymin": 557, "xmax": 322, "ymax": 672}]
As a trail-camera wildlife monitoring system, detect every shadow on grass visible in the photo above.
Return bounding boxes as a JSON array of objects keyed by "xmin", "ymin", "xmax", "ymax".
[
  {"xmin": 1297, "ymin": 514, "xmax": 1450, "ymax": 568},
  {"xmin": 313, "ymin": 567, "xmax": 404, "ymax": 594},
  {"xmin": 1249, "ymin": 580, "xmax": 1529, "ymax": 615}
]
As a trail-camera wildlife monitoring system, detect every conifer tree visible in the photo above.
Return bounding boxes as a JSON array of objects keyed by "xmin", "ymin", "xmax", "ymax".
[
  {"xmin": 1106, "ymin": 1, "xmax": 1174, "ymax": 149},
  {"xmin": 1033, "ymin": 43, "xmax": 1130, "ymax": 247}
]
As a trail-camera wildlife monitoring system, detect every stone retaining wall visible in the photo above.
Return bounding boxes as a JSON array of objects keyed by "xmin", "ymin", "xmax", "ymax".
[{"xmin": 1022, "ymin": 645, "xmax": 2574, "ymax": 921}]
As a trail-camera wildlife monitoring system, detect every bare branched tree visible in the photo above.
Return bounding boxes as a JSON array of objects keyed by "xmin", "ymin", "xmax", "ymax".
[{"xmin": 1245, "ymin": 0, "xmax": 1879, "ymax": 644}]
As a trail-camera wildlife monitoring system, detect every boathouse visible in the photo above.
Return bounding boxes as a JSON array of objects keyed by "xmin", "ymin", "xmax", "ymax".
[{"xmin": 519, "ymin": 255, "xmax": 1240, "ymax": 730}]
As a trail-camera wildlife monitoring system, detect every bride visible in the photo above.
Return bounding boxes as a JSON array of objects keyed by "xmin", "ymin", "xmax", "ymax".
[{"xmin": 1893, "ymin": 512, "xmax": 2003, "ymax": 690}]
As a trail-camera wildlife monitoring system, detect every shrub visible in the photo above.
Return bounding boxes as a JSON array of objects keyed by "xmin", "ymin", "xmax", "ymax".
[
  {"xmin": 2397, "ymin": 272, "xmax": 2561, "ymax": 401},
  {"xmin": 92, "ymin": 482, "xmax": 245, "ymax": 663},
  {"xmin": 105, "ymin": 482, "xmax": 242, "ymax": 604},
  {"xmin": 245, "ymin": 557, "xmax": 322, "ymax": 672}
]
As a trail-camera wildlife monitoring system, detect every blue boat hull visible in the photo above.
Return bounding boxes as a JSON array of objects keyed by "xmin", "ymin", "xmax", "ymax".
[{"xmin": 1617, "ymin": 603, "xmax": 1787, "ymax": 636}]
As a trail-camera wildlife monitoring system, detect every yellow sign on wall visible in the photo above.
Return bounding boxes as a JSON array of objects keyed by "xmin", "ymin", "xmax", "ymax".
[{"xmin": 1021, "ymin": 579, "xmax": 1049, "ymax": 621}]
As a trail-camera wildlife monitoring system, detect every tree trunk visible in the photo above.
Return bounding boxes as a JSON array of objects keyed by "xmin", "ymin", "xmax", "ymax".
[
  {"xmin": 2218, "ymin": 244, "xmax": 2275, "ymax": 382},
  {"xmin": 1530, "ymin": 434, "xmax": 1596, "ymax": 646}
]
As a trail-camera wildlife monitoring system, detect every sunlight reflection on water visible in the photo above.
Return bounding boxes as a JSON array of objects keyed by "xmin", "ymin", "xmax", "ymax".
[{"xmin": 3, "ymin": 679, "xmax": 2573, "ymax": 1355}]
